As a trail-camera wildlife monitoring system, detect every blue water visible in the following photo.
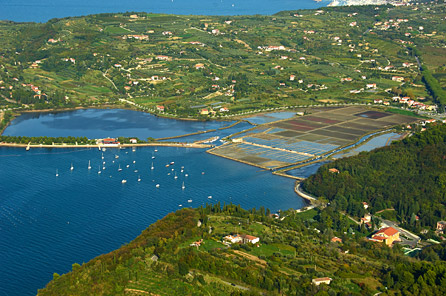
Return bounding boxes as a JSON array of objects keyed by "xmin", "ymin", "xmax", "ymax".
[
  {"xmin": 0, "ymin": 0, "xmax": 326, "ymax": 23},
  {"xmin": 334, "ymin": 132, "xmax": 400, "ymax": 158},
  {"xmin": 0, "ymin": 109, "xmax": 303, "ymax": 296},
  {"xmin": 3, "ymin": 109, "xmax": 234, "ymax": 140}
]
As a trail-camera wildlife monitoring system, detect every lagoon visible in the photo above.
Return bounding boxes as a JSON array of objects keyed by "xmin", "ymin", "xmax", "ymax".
[{"xmin": 0, "ymin": 109, "xmax": 303, "ymax": 296}]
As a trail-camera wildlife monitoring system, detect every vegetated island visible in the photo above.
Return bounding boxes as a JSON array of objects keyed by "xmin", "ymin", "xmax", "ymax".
[{"xmin": 1, "ymin": 1, "xmax": 445, "ymax": 134}]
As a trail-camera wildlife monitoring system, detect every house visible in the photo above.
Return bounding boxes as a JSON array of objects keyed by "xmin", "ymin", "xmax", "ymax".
[
  {"xmin": 200, "ymin": 109, "xmax": 209, "ymax": 115},
  {"xmin": 156, "ymin": 105, "xmax": 165, "ymax": 112},
  {"xmin": 312, "ymin": 277, "xmax": 332, "ymax": 286},
  {"xmin": 195, "ymin": 63, "xmax": 205, "ymax": 69},
  {"xmin": 392, "ymin": 76, "xmax": 405, "ymax": 82},
  {"xmin": 211, "ymin": 29, "xmax": 220, "ymax": 34},
  {"xmin": 102, "ymin": 138, "xmax": 120, "ymax": 146},
  {"xmin": 219, "ymin": 107, "xmax": 229, "ymax": 112},
  {"xmin": 374, "ymin": 99, "xmax": 383, "ymax": 104},
  {"xmin": 329, "ymin": 168, "xmax": 340, "ymax": 174},
  {"xmin": 243, "ymin": 235, "xmax": 259, "ymax": 244},
  {"xmin": 361, "ymin": 214, "xmax": 371, "ymax": 224},
  {"xmin": 362, "ymin": 202, "xmax": 369, "ymax": 209},
  {"xmin": 370, "ymin": 227, "xmax": 400, "ymax": 246},
  {"xmin": 331, "ymin": 237, "xmax": 342, "ymax": 243},
  {"xmin": 129, "ymin": 138, "xmax": 137, "ymax": 144},
  {"xmin": 289, "ymin": 75, "xmax": 295, "ymax": 81},
  {"xmin": 155, "ymin": 55, "xmax": 171, "ymax": 61},
  {"xmin": 437, "ymin": 221, "xmax": 446, "ymax": 233},
  {"xmin": 224, "ymin": 234, "xmax": 242, "ymax": 244},
  {"xmin": 190, "ymin": 239, "xmax": 203, "ymax": 247},
  {"xmin": 366, "ymin": 83, "xmax": 377, "ymax": 89}
]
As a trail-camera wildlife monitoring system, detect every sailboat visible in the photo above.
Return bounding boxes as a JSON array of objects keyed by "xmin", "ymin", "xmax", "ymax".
[
  {"xmin": 138, "ymin": 175, "xmax": 141, "ymax": 182},
  {"xmin": 98, "ymin": 165, "xmax": 101, "ymax": 174},
  {"xmin": 70, "ymin": 163, "xmax": 74, "ymax": 171},
  {"xmin": 101, "ymin": 153, "xmax": 104, "ymax": 160},
  {"xmin": 56, "ymin": 169, "xmax": 59, "ymax": 177},
  {"xmin": 151, "ymin": 162, "xmax": 154, "ymax": 170},
  {"xmin": 174, "ymin": 172, "xmax": 178, "ymax": 179},
  {"xmin": 182, "ymin": 182, "xmax": 185, "ymax": 190},
  {"xmin": 118, "ymin": 164, "xmax": 122, "ymax": 172},
  {"xmin": 88, "ymin": 160, "xmax": 91, "ymax": 170}
]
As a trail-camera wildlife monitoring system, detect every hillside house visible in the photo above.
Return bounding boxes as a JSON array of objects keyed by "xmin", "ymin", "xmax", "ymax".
[
  {"xmin": 200, "ymin": 109, "xmax": 209, "ymax": 115},
  {"xmin": 329, "ymin": 168, "xmax": 340, "ymax": 174},
  {"xmin": 156, "ymin": 105, "xmax": 165, "ymax": 112},
  {"xmin": 243, "ymin": 235, "xmax": 259, "ymax": 244},
  {"xmin": 312, "ymin": 277, "xmax": 332, "ymax": 286},
  {"xmin": 437, "ymin": 221, "xmax": 446, "ymax": 234},
  {"xmin": 331, "ymin": 237, "xmax": 342, "ymax": 243},
  {"xmin": 370, "ymin": 227, "xmax": 400, "ymax": 246}
]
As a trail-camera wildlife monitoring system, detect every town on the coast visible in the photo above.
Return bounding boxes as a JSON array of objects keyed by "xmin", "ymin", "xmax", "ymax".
[{"xmin": 1, "ymin": 0, "xmax": 446, "ymax": 295}]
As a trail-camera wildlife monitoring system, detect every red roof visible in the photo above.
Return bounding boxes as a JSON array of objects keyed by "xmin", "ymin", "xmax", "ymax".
[
  {"xmin": 244, "ymin": 235, "xmax": 258, "ymax": 240},
  {"xmin": 375, "ymin": 227, "xmax": 398, "ymax": 236}
]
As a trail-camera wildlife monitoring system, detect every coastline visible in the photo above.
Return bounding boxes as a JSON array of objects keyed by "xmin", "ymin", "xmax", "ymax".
[{"xmin": 0, "ymin": 142, "xmax": 213, "ymax": 149}]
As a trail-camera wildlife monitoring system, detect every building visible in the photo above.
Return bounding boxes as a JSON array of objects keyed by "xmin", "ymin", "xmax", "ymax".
[
  {"xmin": 200, "ymin": 109, "xmax": 209, "ymax": 115},
  {"xmin": 195, "ymin": 63, "xmax": 205, "ymax": 69},
  {"xmin": 243, "ymin": 235, "xmax": 259, "ymax": 244},
  {"xmin": 329, "ymin": 168, "xmax": 340, "ymax": 174},
  {"xmin": 224, "ymin": 234, "xmax": 242, "ymax": 244},
  {"xmin": 331, "ymin": 237, "xmax": 342, "ymax": 243},
  {"xmin": 437, "ymin": 221, "xmax": 446, "ymax": 234},
  {"xmin": 370, "ymin": 227, "xmax": 400, "ymax": 246},
  {"xmin": 156, "ymin": 105, "xmax": 165, "ymax": 112},
  {"xmin": 312, "ymin": 277, "xmax": 332, "ymax": 286},
  {"xmin": 129, "ymin": 139, "xmax": 137, "ymax": 144},
  {"xmin": 102, "ymin": 138, "xmax": 120, "ymax": 147}
]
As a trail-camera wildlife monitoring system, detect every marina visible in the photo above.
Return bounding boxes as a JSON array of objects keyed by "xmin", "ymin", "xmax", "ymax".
[{"xmin": 0, "ymin": 107, "xmax": 414, "ymax": 295}]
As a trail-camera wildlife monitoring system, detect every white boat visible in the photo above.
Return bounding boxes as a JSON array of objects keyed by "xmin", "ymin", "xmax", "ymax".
[
  {"xmin": 137, "ymin": 176, "xmax": 141, "ymax": 182},
  {"xmin": 102, "ymin": 147, "xmax": 107, "ymax": 152},
  {"xmin": 170, "ymin": 161, "xmax": 175, "ymax": 165},
  {"xmin": 101, "ymin": 153, "xmax": 104, "ymax": 160},
  {"xmin": 132, "ymin": 147, "xmax": 136, "ymax": 152},
  {"xmin": 121, "ymin": 179, "xmax": 127, "ymax": 184},
  {"xmin": 174, "ymin": 173, "xmax": 178, "ymax": 179},
  {"xmin": 179, "ymin": 204, "xmax": 182, "ymax": 207},
  {"xmin": 202, "ymin": 172, "xmax": 205, "ymax": 175},
  {"xmin": 156, "ymin": 184, "xmax": 160, "ymax": 188},
  {"xmin": 187, "ymin": 199, "xmax": 192, "ymax": 203},
  {"xmin": 115, "ymin": 155, "xmax": 119, "ymax": 159},
  {"xmin": 70, "ymin": 163, "xmax": 74, "ymax": 171},
  {"xmin": 98, "ymin": 166, "xmax": 101, "ymax": 174},
  {"xmin": 208, "ymin": 196, "xmax": 212, "ymax": 199},
  {"xmin": 182, "ymin": 182, "xmax": 185, "ymax": 190},
  {"xmin": 181, "ymin": 169, "xmax": 184, "ymax": 173},
  {"xmin": 151, "ymin": 162, "xmax": 154, "ymax": 170},
  {"xmin": 134, "ymin": 170, "xmax": 138, "ymax": 173},
  {"xmin": 102, "ymin": 166, "xmax": 106, "ymax": 170},
  {"xmin": 133, "ymin": 160, "xmax": 136, "ymax": 164},
  {"xmin": 154, "ymin": 149, "xmax": 158, "ymax": 152},
  {"xmin": 88, "ymin": 160, "xmax": 91, "ymax": 170},
  {"xmin": 56, "ymin": 169, "xmax": 59, "ymax": 177},
  {"xmin": 118, "ymin": 164, "xmax": 122, "ymax": 172},
  {"xmin": 185, "ymin": 174, "xmax": 189, "ymax": 177},
  {"xmin": 126, "ymin": 165, "xmax": 130, "ymax": 168}
]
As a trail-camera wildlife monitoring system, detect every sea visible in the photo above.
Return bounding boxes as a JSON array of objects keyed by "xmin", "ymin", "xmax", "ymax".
[
  {"xmin": 0, "ymin": 109, "xmax": 305, "ymax": 295},
  {"xmin": 0, "ymin": 0, "xmax": 327, "ymax": 23}
]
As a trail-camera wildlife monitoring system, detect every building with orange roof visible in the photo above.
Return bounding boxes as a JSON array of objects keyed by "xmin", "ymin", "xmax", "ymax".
[{"xmin": 370, "ymin": 227, "xmax": 400, "ymax": 246}]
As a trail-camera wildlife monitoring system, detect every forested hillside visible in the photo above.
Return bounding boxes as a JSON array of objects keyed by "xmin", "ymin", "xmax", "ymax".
[{"xmin": 303, "ymin": 123, "xmax": 446, "ymax": 228}]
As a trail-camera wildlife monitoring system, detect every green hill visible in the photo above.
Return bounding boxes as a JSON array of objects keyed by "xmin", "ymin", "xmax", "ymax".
[{"xmin": 38, "ymin": 204, "xmax": 446, "ymax": 295}]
